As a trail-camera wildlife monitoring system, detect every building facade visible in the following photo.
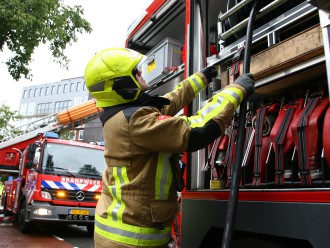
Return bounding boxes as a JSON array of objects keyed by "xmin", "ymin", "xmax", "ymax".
[{"xmin": 18, "ymin": 77, "xmax": 103, "ymax": 143}]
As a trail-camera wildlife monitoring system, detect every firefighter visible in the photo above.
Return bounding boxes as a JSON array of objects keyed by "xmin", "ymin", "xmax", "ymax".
[{"xmin": 84, "ymin": 48, "xmax": 255, "ymax": 248}]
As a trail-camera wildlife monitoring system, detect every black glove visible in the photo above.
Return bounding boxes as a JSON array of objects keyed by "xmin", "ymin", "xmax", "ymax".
[
  {"xmin": 235, "ymin": 73, "xmax": 255, "ymax": 96},
  {"xmin": 201, "ymin": 65, "xmax": 217, "ymax": 82}
]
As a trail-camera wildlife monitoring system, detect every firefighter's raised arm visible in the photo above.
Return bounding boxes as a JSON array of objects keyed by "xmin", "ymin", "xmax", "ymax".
[
  {"xmin": 161, "ymin": 65, "xmax": 218, "ymax": 116},
  {"xmin": 182, "ymin": 72, "xmax": 255, "ymax": 152}
]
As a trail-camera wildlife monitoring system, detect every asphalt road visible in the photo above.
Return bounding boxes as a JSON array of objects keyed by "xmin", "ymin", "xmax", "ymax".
[
  {"xmin": 37, "ymin": 223, "xmax": 95, "ymax": 248},
  {"xmin": 0, "ymin": 211, "xmax": 94, "ymax": 248}
]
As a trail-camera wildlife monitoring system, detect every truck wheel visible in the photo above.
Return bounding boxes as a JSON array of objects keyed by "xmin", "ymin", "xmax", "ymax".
[
  {"xmin": 18, "ymin": 200, "xmax": 31, "ymax": 233},
  {"xmin": 86, "ymin": 223, "xmax": 95, "ymax": 236}
]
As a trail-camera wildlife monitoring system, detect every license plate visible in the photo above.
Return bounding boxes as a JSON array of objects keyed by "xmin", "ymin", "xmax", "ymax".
[{"xmin": 69, "ymin": 209, "xmax": 90, "ymax": 215}]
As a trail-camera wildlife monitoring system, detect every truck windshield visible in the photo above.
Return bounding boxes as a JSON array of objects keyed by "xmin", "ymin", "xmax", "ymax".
[{"xmin": 41, "ymin": 143, "xmax": 105, "ymax": 178}]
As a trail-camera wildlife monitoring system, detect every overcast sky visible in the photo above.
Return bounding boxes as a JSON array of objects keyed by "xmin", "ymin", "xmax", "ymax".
[{"xmin": 0, "ymin": 0, "xmax": 153, "ymax": 111}]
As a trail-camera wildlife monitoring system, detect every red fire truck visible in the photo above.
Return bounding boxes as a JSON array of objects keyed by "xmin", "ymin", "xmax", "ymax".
[
  {"xmin": 0, "ymin": 100, "xmax": 105, "ymax": 234},
  {"xmin": 126, "ymin": 0, "xmax": 330, "ymax": 247}
]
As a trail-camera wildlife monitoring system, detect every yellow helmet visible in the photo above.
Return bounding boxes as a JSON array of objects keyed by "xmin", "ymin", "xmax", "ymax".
[{"xmin": 84, "ymin": 48, "xmax": 145, "ymax": 107}]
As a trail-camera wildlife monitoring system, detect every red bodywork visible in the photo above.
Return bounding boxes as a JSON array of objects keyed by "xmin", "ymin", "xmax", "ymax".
[
  {"xmin": 3, "ymin": 136, "xmax": 104, "ymax": 219},
  {"xmin": 0, "ymin": 138, "xmax": 37, "ymax": 169}
]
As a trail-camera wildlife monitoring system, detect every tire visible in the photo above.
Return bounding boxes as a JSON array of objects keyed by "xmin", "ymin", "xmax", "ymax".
[
  {"xmin": 86, "ymin": 223, "xmax": 95, "ymax": 236},
  {"xmin": 18, "ymin": 200, "xmax": 31, "ymax": 233}
]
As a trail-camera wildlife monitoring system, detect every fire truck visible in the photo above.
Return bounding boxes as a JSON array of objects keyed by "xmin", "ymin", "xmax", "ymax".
[
  {"xmin": 126, "ymin": 0, "xmax": 330, "ymax": 247},
  {"xmin": 0, "ymin": 100, "xmax": 105, "ymax": 234}
]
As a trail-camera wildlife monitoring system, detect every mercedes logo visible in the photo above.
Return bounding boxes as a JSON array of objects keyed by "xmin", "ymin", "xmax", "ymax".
[{"xmin": 76, "ymin": 191, "xmax": 85, "ymax": 201}]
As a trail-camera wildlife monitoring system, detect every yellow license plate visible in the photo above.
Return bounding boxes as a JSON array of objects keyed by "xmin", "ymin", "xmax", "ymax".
[{"xmin": 69, "ymin": 209, "xmax": 90, "ymax": 215}]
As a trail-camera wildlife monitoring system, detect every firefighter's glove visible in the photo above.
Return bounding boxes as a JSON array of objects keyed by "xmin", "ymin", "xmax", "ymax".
[
  {"xmin": 201, "ymin": 65, "xmax": 217, "ymax": 82},
  {"xmin": 235, "ymin": 73, "xmax": 255, "ymax": 97}
]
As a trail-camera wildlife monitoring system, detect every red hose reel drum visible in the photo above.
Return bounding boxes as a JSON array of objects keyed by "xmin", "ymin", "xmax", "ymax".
[
  {"xmin": 270, "ymin": 98, "xmax": 304, "ymax": 184},
  {"xmin": 291, "ymin": 95, "xmax": 329, "ymax": 185},
  {"xmin": 251, "ymin": 103, "xmax": 280, "ymax": 186}
]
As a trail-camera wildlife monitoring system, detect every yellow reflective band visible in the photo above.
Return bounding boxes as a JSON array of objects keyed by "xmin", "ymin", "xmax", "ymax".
[
  {"xmin": 231, "ymin": 87, "xmax": 244, "ymax": 102},
  {"xmin": 107, "ymin": 167, "xmax": 129, "ymax": 222},
  {"xmin": 95, "ymin": 214, "xmax": 171, "ymax": 247},
  {"xmin": 188, "ymin": 95, "xmax": 228, "ymax": 128},
  {"xmin": 187, "ymin": 75, "xmax": 204, "ymax": 95},
  {"xmin": 155, "ymin": 153, "xmax": 172, "ymax": 200},
  {"xmin": 220, "ymin": 87, "xmax": 244, "ymax": 110}
]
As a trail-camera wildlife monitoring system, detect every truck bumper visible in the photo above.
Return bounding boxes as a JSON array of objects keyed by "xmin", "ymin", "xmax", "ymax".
[{"xmin": 26, "ymin": 201, "xmax": 95, "ymax": 225}]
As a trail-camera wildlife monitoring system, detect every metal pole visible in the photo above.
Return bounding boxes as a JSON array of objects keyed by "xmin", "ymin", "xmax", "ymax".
[{"xmin": 221, "ymin": 1, "xmax": 260, "ymax": 247}]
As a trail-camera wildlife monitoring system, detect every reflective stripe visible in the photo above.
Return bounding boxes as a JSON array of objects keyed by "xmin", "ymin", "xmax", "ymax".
[
  {"xmin": 187, "ymin": 75, "xmax": 204, "ymax": 94},
  {"xmin": 107, "ymin": 167, "xmax": 129, "ymax": 222},
  {"xmin": 155, "ymin": 153, "xmax": 172, "ymax": 200},
  {"xmin": 95, "ymin": 214, "xmax": 171, "ymax": 246},
  {"xmin": 174, "ymin": 74, "xmax": 205, "ymax": 95},
  {"xmin": 221, "ymin": 88, "xmax": 242, "ymax": 109},
  {"xmin": 189, "ymin": 96, "xmax": 228, "ymax": 128},
  {"xmin": 186, "ymin": 87, "xmax": 244, "ymax": 128}
]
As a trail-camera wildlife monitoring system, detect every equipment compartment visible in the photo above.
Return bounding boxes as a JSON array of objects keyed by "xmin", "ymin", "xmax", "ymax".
[{"xmin": 141, "ymin": 38, "xmax": 183, "ymax": 86}]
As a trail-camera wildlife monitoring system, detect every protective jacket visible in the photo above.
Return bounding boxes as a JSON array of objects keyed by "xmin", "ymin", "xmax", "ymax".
[{"xmin": 94, "ymin": 71, "xmax": 247, "ymax": 248}]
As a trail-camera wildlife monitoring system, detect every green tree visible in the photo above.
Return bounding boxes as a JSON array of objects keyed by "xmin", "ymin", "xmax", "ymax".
[
  {"xmin": 0, "ymin": 104, "xmax": 21, "ymax": 140},
  {"xmin": 0, "ymin": 0, "xmax": 92, "ymax": 81}
]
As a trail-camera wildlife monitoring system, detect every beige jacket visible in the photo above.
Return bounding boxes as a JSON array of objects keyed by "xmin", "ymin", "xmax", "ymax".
[{"xmin": 94, "ymin": 71, "xmax": 246, "ymax": 248}]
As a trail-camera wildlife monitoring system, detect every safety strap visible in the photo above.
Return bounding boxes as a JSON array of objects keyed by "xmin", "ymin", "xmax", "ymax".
[
  {"xmin": 210, "ymin": 138, "xmax": 221, "ymax": 180},
  {"xmin": 274, "ymin": 107, "xmax": 295, "ymax": 186},
  {"xmin": 252, "ymin": 106, "xmax": 267, "ymax": 187},
  {"xmin": 202, "ymin": 137, "xmax": 221, "ymax": 176},
  {"xmin": 241, "ymin": 111, "xmax": 255, "ymax": 186},
  {"xmin": 242, "ymin": 111, "xmax": 255, "ymax": 167},
  {"xmin": 225, "ymin": 117, "xmax": 238, "ymax": 188},
  {"xmin": 297, "ymin": 97, "xmax": 319, "ymax": 185},
  {"xmin": 296, "ymin": 95, "xmax": 328, "ymax": 185}
]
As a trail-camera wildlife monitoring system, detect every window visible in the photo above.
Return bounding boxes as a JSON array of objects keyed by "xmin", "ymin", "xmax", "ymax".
[
  {"xmin": 73, "ymin": 97, "xmax": 82, "ymax": 106},
  {"xmin": 78, "ymin": 130, "xmax": 84, "ymax": 140},
  {"xmin": 39, "ymin": 87, "xmax": 44, "ymax": 96},
  {"xmin": 34, "ymin": 88, "xmax": 38, "ymax": 97},
  {"xmin": 45, "ymin": 87, "xmax": 50, "ymax": 95},
  {"xmin": 64, "ymin": 84, "xmax": 68, "ymax": 93},
  {"xmin": 20, "ymin": 103, "xmax": 27, "ymax": 115},
  {"xmin": 23, "ymin": 90, "xmax": 28, "ymax": 99},
  {"xmin": 70, "ymin": 83, "xmax": 75, "ymax": 92},
  {"xmin": 57, "ymin": 85, "xmax": 62, "ymax": 94},
  {"xmin": 51, "ymin": 86, "xmax": 56, "ymax": 95},
  {"xmin": 76, "ymin": 82, "xmax": 82, "ymax": 91},
  {"xmin": 36, "ymin": 103, "xmax": 52, "ymax": 115},
  {"xmin": 27, "ymin": 102, "xmax": 36, "ymax": 115},
  {"xmin": 29, "ymin": 89, "xmax": 33, "ymax": 98},
  {"xmin": 54, "ymin": 100, "xmax": 72, "ymax": 112}
]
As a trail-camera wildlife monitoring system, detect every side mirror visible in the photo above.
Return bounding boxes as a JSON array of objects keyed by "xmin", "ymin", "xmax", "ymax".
[{"xmin": 27, "ymin": 144, "xmax": 37, "ymax": 161}]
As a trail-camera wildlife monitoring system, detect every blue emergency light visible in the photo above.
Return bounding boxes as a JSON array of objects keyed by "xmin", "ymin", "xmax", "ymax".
[{"xmin": 44, "ymin": 132, "xmax": 59, "ymax": 139}]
